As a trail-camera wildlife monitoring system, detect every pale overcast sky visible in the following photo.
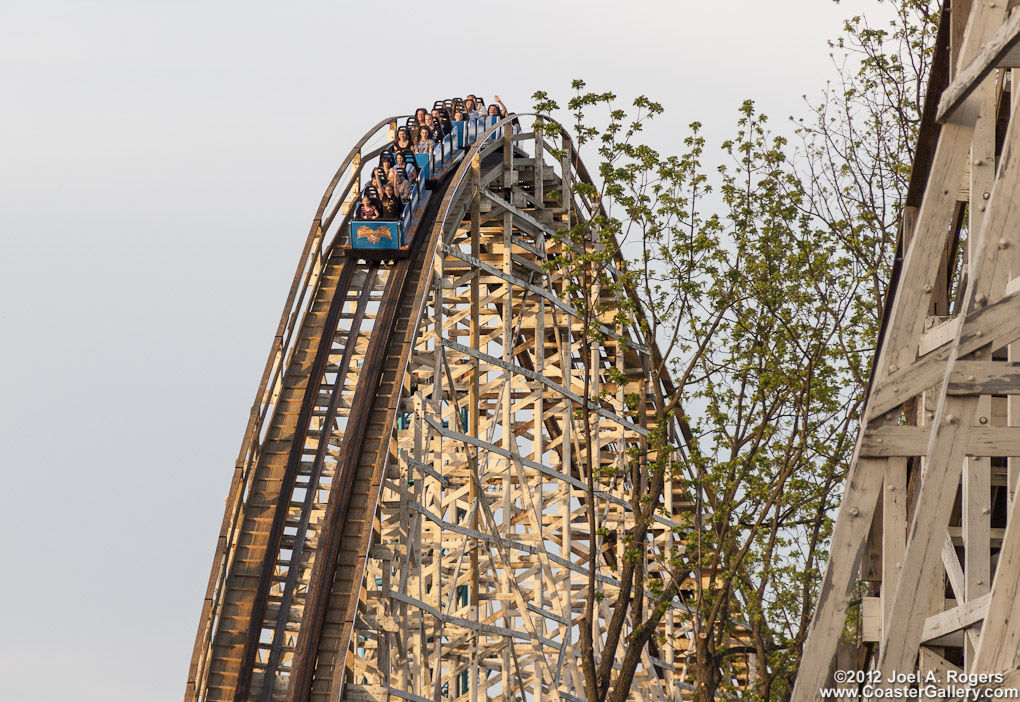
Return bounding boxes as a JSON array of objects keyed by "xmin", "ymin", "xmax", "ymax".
[{"xmin": 1, "ymin": 0, "xmax": 883, "ymax": 699}]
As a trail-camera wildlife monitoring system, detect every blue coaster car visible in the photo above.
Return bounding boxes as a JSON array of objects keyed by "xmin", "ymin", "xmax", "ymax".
[
  {"xmin": 345, "ymin": 219, "xmax": 409, "ymax": 259},
  {"xmin": 414, "ymin": 153, "xmax": 431, "ymax": 181}
]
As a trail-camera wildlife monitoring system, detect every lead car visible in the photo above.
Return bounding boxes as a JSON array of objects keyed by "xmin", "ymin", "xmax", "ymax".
[{"xmin": 343, "ymin": 217, "xmax": 411, "ymax": 260}]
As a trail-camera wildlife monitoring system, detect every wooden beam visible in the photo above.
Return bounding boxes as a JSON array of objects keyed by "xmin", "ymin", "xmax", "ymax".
[
  {"xmin": 972, "ymin": 471, "xmax": 1020, "ymax": 672},
  {"xmin": 789, "ymin": 459, "xmax": 885, "ymax": 698},
  {"xmin": 949, "ymin": 360, "xmax": 1020, "ymax": 395},
  {"xmin": 919, "ymin": 647, "xmax": 962, "ymax": 685},
  {"xmin": 861, "ymin": 425, "xmax": 1020, "ymax": 456},
  {"xmin": 790, "ymin": 13, "xmax": 1006, "ymax": 678},
  {"xmin": 876, "ymin": 394, "xmax": 979, "ymax": 678},
  {"xmin": 868, "ymin": 288, "xmax": 1020, "ymax": 419},
  {"xmin": 942, "ymin": 534, "xmax": 966, "ymax": 604},
  {"xmin": 875, "ymin": 19, "xmax": 1020, "ymax": 683},
  {"xmin": 921, "ymin": 594, "xmax": 990, "ymax": 642},
  {"xmin": 882, "ymin": 459, "xmax": 907, "ymax": 630},
  {"xmin": 938, "ymin": 9, "xmax": 1020, "ymax": 124},
  {"xmin": 920, "ymin": 316, "xmax": 960, "ymax": 356},
  {"xmin": 964, "ymin": 399, "xmax": 992, "ymax": 665}
]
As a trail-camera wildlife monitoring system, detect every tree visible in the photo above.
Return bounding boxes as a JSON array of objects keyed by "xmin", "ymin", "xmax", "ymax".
[
  {"xmin": 795, "ymin": 0, "xmax": 939, "ymax": 356},
  {"xmin": 532, "ymin": 86, "xmax": 852, "ymax": 702},
  {"xmin": 531, "ymin": 3, "xmax": 940, "ymax": 700}
]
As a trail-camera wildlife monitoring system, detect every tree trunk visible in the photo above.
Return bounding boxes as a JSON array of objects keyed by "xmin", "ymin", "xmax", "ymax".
[{"xmin": 695, "ymin": 636, "xmax": 720, "ymax": 702}]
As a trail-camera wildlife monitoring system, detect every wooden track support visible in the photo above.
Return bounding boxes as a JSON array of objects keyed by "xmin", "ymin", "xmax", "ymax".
[
  {"xmin": 187, "ymin": 115, "xmax": 724, "ymax": 702},
  {"xmin": 342, "ymin": 126, "xmax": 702, "ymax": 702},
  {"xmin": 793, "ymin": 2, "xmax": 1020, "ymax": 699}
]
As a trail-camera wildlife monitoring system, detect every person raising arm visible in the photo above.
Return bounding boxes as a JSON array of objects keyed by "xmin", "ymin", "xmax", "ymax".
[
  {"xmin": 493, "ymin": 95, "xmax": 521, "ymax": 132},
  {"xmin": 378, "ymin": 182, "xmax": 404, "ymax": 220}
]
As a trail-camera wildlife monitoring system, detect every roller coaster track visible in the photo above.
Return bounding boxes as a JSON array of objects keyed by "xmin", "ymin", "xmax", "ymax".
[{"xmin": 186, "ymin": 113, "xmax": 711, "ymax": 702}]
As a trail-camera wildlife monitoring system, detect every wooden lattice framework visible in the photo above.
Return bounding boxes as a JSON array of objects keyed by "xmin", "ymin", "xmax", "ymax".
[
  {"xmin": 345, "ymin": 128, "xmax": 697, "ymax": 702},
  {"xmin": 793, "ymin": 2, "xmax": 1020, "ymax": 698},
  {"xmin": 186, "ymin": 115, "xmax": 713, "ymax": 702}
]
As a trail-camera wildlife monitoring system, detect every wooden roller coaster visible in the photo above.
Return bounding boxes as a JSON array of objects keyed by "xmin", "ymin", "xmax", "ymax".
[
  {"xmin": 190, "ymin": 4, "xmax": 1020, "ymax": 698},
  {"xmin": 185, "ymin": 114, "xmax": 708, "ymax": 702},
  {"xmin": 794, "ymin": 1, "xmax": 1020, "ymax": 699}
]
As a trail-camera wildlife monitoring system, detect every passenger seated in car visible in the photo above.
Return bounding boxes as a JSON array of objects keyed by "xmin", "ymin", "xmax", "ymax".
[
  {"xmin": 422, "ymin": 113, "xmax": 439, "ymax": 137},
  {"xmin": 378, "ymin": 182, "xmax": 404, "ymax": 220},
  {"xmin": 359, "ymin": 195, "xmax": 381, "ymax": 220},
  {"xmin": 452, "ymin": 110, "xmax": 465, "ymax": 122},
  {"xmin": 394, "ymin": 152, "xmax": 417, "ymax": 182},
  {"xmin": 464, "ymin": 95, "xmax": 481, "ymax": 119},
  {"xmin": 414, "ymin": 108, "xmax": 428, "ymax": 129},
  {"xmin": 431, "ymin": 108, "xmax": 452, "ymax": 137},
  {"xmin": 414, "ymin": 126, "xmax": 436, "ymax": 153},
  {"xmin": 487, "ymin": 103, "xmax": 502, "ymax": 118},
  {"xmin": 394, "ymin": 127, "xmax": 412, "ymax": 151}
]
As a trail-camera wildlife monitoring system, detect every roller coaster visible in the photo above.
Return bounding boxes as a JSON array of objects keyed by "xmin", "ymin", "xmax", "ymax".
[
  {"xmin": 185, "ymin": 111, "xmax": 707, "ymax": 702},
  {"xmin": 189, "ymin": 3, "xmax": 1020, "ymax": 699}
]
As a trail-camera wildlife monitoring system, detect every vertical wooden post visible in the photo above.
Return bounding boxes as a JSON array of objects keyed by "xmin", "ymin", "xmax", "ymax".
[
  {"xmin": 881, "ymin": 458, "xmax": 906, "ymax": 633},
  {"xmin": 500, "ymin": 120, "xmax": 515, "ymax": 702},
  {"xmin": 963, "ymin": 398, "xmax": 992, "ymax": 667},
  {"xmin": 533, "ymin": 128, "xmax": 547, "ymax": 702},
  {"xmin": 950, "ymin": 0, "xmax": 974, "ymax": 80}
]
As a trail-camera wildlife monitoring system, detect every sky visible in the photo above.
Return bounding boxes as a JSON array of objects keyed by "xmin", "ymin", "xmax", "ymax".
[{"xmin": 0, "ymin": 0, "xmax": 885, "ymax": 699}]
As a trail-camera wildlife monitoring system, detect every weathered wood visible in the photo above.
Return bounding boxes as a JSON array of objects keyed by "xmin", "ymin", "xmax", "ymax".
[
  {"xmin": 877, "ymin": 391, "xmax": 980, "ymax": 678},
  {"xmin": 964, "ymin": 400, "xmax": 991, "ymax": 664},
  {"xmin": 869, "ymin": 289, "xmax": 1020, "ymax": 417},
  {"xmin": 882, "ymin": 458, "xmax": 907, "ymax": 632},
  {"xmin": 972, "ymin": 469, "xmax": 1020, "ymax": 673},
  {"xmin": 861, "ymin": 424, "xmax": 1020, "ymax": 456},
  {"xmin": 949, "ymin": 360, "xmax": 1020, "ymax": 394},
  {"xmin": 794, "ymin": 4, "xmax": 1020, "ymax": 699},
  {"xmin": 922, "ymin": 594, "xmax": 989, "ymax": 642},
  {"xmin": 938, "ymin": 9, "xmax": 1020, "ymax": 124},
  {"xmin": 919, "ymin": 316, "xmax": 959, "ymax": 356},
  {"xmin": 919, "ymin": 647, "xmax": 963, "ymax": 686},
  {"xmin": 878, "ymin": 49, "xmax": 1020, "ymax": 682},
  {"xmin": 790, "ymin": 458, "xmax": 885, "ymax": 696}
]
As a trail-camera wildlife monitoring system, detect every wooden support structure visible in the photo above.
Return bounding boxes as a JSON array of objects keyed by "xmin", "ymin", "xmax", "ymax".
[
  {"xmin": 185, "ymin": 114, "xmax": 712, "ymax": 702},
  {"xmin": 793, "ymin": 2, "xmax": 1020, "ymax": 699}
]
